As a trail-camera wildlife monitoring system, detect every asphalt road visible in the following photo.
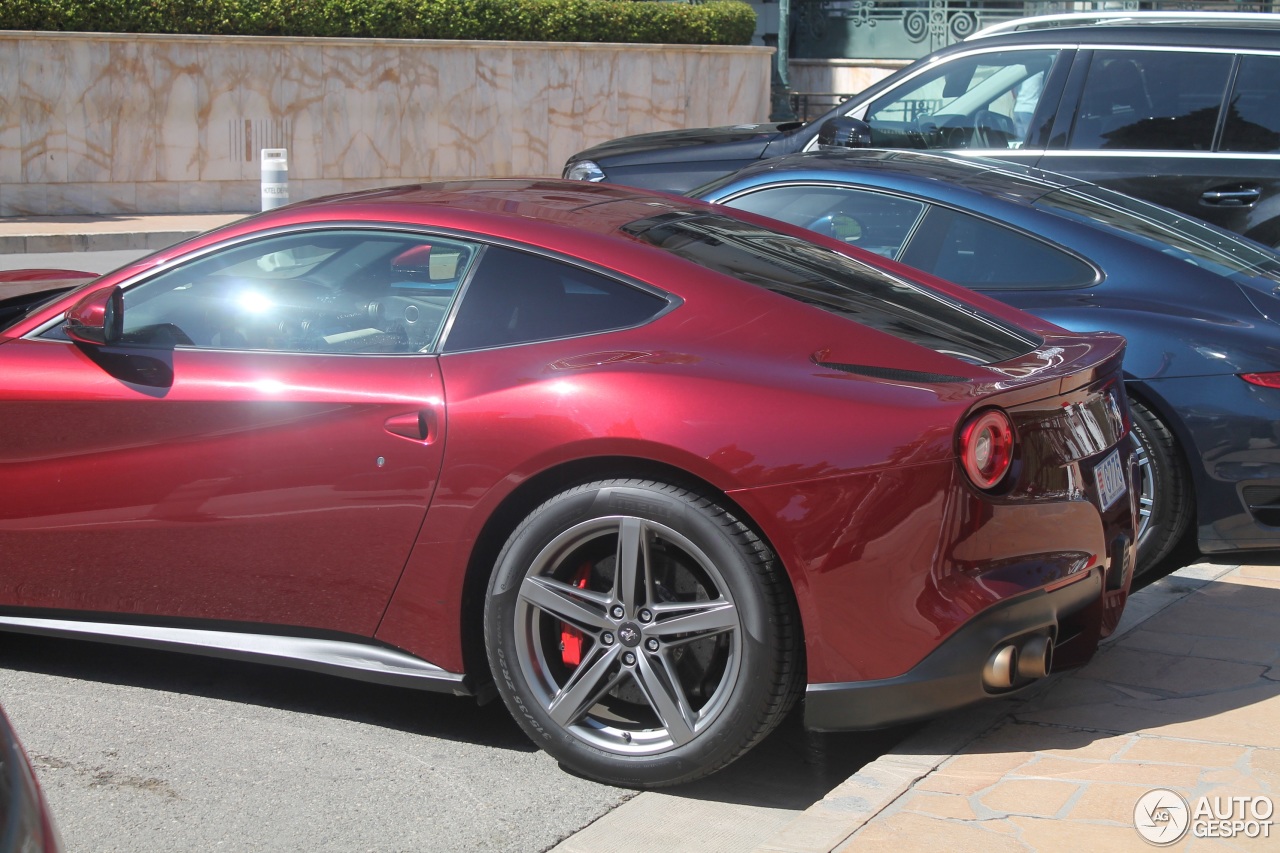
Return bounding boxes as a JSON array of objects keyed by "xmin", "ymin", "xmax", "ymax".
[{"xmin": 0, "ymin": 635, "xmax": 903, "ymax": 853}]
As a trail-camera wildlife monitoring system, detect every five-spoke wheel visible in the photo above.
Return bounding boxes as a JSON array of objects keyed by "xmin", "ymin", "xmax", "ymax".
[{"xmin": 484, "ymin": 480, "xmax": 799, "ymax": 787}]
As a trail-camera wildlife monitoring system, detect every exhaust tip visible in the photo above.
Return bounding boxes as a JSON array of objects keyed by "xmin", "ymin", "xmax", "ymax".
[
  {"xmin": 982, "ymin": 644, "xmax": 1019, "ymax": 689},
  {"xmin": 1017, "ymin": 634, "xmax": 1053, "ymax": 680}
]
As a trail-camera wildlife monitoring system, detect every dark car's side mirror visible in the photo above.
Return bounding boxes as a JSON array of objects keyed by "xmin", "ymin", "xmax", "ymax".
[
  {"xmin": 817, "ymin": 117, "xmax": 873, "ymax": 150},
  {"xmin": 65, "ymin": 286, "xmax": 123, "ymax": 346}
]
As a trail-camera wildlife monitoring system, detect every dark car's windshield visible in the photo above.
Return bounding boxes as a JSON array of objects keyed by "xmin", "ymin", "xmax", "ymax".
[
  {"xmin": 622, "ymin": 211, "xmax": 1040, "ymax": 364},
  {"xmin": 0, "ymin": 287, "xmax": 77, "ymax": 333},
  {"xmin": 1037, "ymin": 186, "xmax": 1280, "ymax": 291}
]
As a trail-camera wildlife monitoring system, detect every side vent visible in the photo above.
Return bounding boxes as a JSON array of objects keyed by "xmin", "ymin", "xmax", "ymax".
[{"xmin": 814, "ymin": 361, "xmax": 968, "ymax": 384}]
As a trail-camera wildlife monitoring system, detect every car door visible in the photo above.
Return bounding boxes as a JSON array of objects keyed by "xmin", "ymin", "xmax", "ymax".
[
  {"xmin": 0, "ymin": 228, "xmax": 471, "ymax": 637},
  {"xmin": 1038, "ymin": 48, "xmax": 1280, "ymax": 247}
]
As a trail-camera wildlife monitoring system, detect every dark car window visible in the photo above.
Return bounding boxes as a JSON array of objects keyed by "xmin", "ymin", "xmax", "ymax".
[
  {"xmin": 46, "ymin": 230, "xmax": 477, "ymax": 353},
  {"xmin": 623, "ymin": 211, "xmax": 1040, "ymax": 365},
  {"xmin": 721, "ymin": 185, "xmax": 926, "ymax": 260},
  {"xmin": 442, "ymin": 246, "xmax": 668, "ymax": 352},
  {"xmin": 863, "ymin": 49, "xmax": 1060, "ymax": 150},
  {"xmin": 1037, "ymin": 185, "xmax": 1280, "ymax": 285},
  {"xmin": 1221, "ymin": 54, "xmax": 1280, "ymax": 153},
  {"xmin": 900, "ymin": 206, "xmax": 1097, "ymax": 291},
  {"xmin": 1069, "ymin": 50, "xmax": 1232, "ymax": 151}
]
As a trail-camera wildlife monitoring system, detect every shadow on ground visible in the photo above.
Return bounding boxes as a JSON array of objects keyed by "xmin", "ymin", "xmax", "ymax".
[
  {"xmin": 0, "ymin": 635, "xmax": 534, "ymax": 752},
  {"xmin": 925, "ymin": 551, "xmax": 1280, "ymax": 757}
]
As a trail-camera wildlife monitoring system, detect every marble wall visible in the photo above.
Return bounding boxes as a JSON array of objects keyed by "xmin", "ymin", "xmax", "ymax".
[
  {"xmin": 0, "ymin": 32, "xmax": 773, "ymax": 215},
  {"xmin": 788, "ymin": 59, "xmax": 906, "ymax": 101}
]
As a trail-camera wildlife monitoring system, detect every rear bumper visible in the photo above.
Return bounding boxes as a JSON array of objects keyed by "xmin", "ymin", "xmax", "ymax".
[
  {"xmin": 1140, "ymin": 376, "xmax": 1280, "ymax": 553},
  {"xmin": 804, "ymin": 567, "xmax": 1107, "ymax": 731}
]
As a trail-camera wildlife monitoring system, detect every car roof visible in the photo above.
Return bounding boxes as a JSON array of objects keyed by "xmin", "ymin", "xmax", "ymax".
[
  {"xmin": 720, "ymin": 149, "xmax": 1088, "ymax": 207},
  {"xmin": 956, "ymin": 15, "xmax": 1280, "ymax": 50},
  {"xmin": 971, "ymin": 11, "xmax": 1280, "ymax": 39},
  {"xmin": 285, "ymin": 179, "xmax": 696, "ymax": 235}
]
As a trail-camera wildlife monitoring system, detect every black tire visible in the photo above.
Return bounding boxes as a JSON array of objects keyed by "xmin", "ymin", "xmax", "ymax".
[
  {"xmin": 483, "ymin": 479, "xmax": 801, "ymax": 788},
  {"xmin": 1130, "ymin": 397, "xmax": 1193, "ymax": 576}
]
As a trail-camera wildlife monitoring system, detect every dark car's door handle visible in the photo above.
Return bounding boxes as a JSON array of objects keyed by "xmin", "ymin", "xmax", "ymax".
[
  {"xmin": 1201, "ymin": 187, "xmax": 1262, "ymax": 206},
  {"xmin": 384, "ymin": 410, "xmax": 438, "ymax": 443}
]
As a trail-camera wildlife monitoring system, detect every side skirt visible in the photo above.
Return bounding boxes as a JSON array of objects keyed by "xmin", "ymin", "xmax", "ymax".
[{"xmin": 0, "ymin": 615, "xmax": 471, "ymax": 696}]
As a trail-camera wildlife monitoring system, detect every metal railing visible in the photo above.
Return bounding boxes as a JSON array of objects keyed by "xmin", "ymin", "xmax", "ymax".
[{"xmin": 793, "ymin": 1, "xmax": 1279, "ymax": 62}]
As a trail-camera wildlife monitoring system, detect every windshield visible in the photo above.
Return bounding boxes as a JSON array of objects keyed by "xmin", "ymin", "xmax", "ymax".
[
  {"xmin": 1037, "ymin": 186, "xmax": 1280, "ymax": 290},
  {"xmin": 622, "ymin": 211, "xmax": 1040, "ymax": 365}
]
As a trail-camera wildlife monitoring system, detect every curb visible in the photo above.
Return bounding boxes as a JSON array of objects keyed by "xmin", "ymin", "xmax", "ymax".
[
  {"xmin": 751, "ymin": 560, "xmax": 1241, "ymax": 853},
  {"xmin": 0, "ymin": 231, "xmax": 210, "ymax": 254}
]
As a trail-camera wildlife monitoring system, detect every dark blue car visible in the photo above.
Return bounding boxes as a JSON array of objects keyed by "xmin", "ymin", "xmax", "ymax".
[{"xmin": 697, "ymin": 149, "xmax": 1280, "ymax": 576}]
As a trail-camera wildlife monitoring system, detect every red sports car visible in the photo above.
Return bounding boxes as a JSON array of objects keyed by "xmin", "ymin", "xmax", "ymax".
[{"xmin": 0, "ymin": 181, "xmax": 1135, "ymax": 787}]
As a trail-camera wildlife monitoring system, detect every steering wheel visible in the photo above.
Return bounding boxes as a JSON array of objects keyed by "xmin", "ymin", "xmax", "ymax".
[{"xmin": 972, "ymin": 110, "xmax": 1017, "ymax": 149}]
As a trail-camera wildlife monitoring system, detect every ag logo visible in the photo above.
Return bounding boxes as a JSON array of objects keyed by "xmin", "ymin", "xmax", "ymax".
[{"xmin": 1135, "ymin": 788, "xmax": 1190, "ymax": 845}]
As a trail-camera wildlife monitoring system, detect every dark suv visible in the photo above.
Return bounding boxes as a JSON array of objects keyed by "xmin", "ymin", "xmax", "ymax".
[{"xmin": 564, "ymin": 13, "xmax": 1280, "ymax": 247}]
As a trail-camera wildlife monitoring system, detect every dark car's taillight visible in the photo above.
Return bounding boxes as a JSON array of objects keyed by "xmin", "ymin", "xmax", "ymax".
[
  {"xmin": 960, "ymin": 408, "xmax": 1015, "ymax": 490},
  {"xmin": 1241, "ymin": 371, "xmax": 1280, "ymax": 389}
]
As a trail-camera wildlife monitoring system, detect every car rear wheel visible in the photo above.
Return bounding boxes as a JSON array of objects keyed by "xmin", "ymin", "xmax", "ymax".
[
  {"xmin": 484, "ymin": 479, "xmax": 800, "ymax": 788},
  {"xmin": 1130, "ymin": 398, "xmax": 1192, "ymax": 576}
]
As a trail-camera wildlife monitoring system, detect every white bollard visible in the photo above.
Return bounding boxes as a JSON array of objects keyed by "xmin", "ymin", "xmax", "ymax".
[{"xmin": 261, "ymin": 148, "xmax": 289, "ymax": 211}]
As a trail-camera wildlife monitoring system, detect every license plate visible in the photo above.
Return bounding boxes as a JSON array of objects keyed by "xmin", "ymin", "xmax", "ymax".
[{"xmin": 1094, "ymin": 448, "xmax": 1127, "ymax": 511}]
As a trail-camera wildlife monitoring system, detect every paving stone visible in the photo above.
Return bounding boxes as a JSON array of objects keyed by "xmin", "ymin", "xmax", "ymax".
[
  {"xmin": 1007, "ymin": 815, "xmax": 1157, "ymax": 851},
  {"xmin": 1238, "ymin": 565, "xmax": 1280, "ymax": 583},
  {"xmin": 1076, "ymin": 646, "xmax": 1266, "ymax": 696},
  {"xmin": 1120, "ymin": 738, "xmax": 1249, "ymax": 768},
  {"xmin": 942, "ymin": 750, "xmax": 1035, "ymax": 776},
  {"xmin": 961, "ymin": 720, "xmax": 1131, "ymax": 761},
  {"xmin": 1017, "ymin": 756, "xmax": 1202, "ymax": 787},
  {"xmin": 1247, "ymin": 748, "xmax": 1280, "ymax": 787},
  {"xmin": 1140, "ymin": 596, "xmax": 1280, "ymax": 643},
  {"xmin": 897, "ymin": 792, "xmax": 978, "ymax": 820},
  {"xmin": 979, "ymin": 779, "xmax": 1079, "ymax": 818},
  {"xmin": 1066, "ymin": 781, "xmax": 1154, "ymax": 824},
  {"xmin": 913, "ymin": 771, "xmax": 1005, "ymax": 797},
  {"xmin": 838, "ymin": 811, "xmax": 1025, "ymax": 853}
]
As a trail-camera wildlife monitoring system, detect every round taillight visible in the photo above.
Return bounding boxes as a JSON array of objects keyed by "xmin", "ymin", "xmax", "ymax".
[{"xmin": 960, "ymin": 409, "xmax": 1015, "ymax": 490}]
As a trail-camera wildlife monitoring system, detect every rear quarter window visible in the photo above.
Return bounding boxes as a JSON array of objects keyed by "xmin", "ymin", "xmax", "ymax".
[
  {"xmin": 622, "ymin": 211, "xmax": 1040, "ymax": 365},
  {"xmin": 443, "ymin": 246, "xmax": 669, "ymax": 351}
]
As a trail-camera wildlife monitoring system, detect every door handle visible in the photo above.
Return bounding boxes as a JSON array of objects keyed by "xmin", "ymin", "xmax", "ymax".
[
  {"xmin": 384, "ymin": 410, "xmax": 437, "ymax": 443},
  {"xmin": 1200, "ymin": 187, "xmax": 1262, "ymax": 206}
]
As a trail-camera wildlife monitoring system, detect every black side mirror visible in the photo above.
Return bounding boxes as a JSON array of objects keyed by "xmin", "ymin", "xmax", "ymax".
[
  {"xmin": 817, "ymin": 117, "xmax": 873, "ymax": 150},
  {"xmin": 65, "ymin": 286, "xmax": 123, "ymax": 346}
]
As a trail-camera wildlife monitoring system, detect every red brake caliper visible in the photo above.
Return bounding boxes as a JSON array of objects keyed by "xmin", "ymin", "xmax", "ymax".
[{"xmin": 560, "ymin": 564, "xmax": 592, "ymax": 667}]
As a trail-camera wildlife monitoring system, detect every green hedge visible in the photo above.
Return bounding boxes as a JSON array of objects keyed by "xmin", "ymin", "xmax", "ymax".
[{"xmin": 0, "ymin": 0, "xmax": 757, "ymax": 45}]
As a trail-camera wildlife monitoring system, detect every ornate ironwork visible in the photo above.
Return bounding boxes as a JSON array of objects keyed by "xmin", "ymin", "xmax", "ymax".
[{"xmin": 792, "ymin": 0, "xmax": 1275, "ymax": 62}]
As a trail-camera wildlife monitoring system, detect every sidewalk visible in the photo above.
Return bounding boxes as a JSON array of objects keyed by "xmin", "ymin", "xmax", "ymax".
[
  {"xmin": 753, "ymin": 559, "xmax": 1279, "ymax": 852},
  {"xmin": 0, "ymin": 213, "xmax": 246, "ymax": 254}
]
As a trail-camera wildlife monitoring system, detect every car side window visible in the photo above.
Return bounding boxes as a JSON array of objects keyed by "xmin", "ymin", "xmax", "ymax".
[
  {"xmin": 1221, "ymin": 54, "xmax": 1280, "ymax": 153},
  {"xmin": 442, "ymin": 246, "xmax": 668, "ymax": 352},
  {"xmin": 721, "ymin": 185, "xmax": 926, "ymax": 261},
  {"xmin": 1069, "ymin": 50, "xmax": 1232, "ymax": 151},
  {"xmin": 900, "ymin": 206, "xmax": 1096, "ymax": 291},
  {"xmin": 863, "ymin": 49, "xmax": 1059, "ymax": 150},
  {"xmin": 51, "ymin": 230, "xmax": 478, "ymax": 354}
]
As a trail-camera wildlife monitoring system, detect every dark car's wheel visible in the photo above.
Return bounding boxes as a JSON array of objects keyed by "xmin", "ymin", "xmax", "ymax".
[
  {"xmin": 484, "ymin": 479, "xmax": 800, "ymax": 788},
  {"xmin": 1130, "ymin": 398, "xmax": 1193, "ymax": 576}
]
